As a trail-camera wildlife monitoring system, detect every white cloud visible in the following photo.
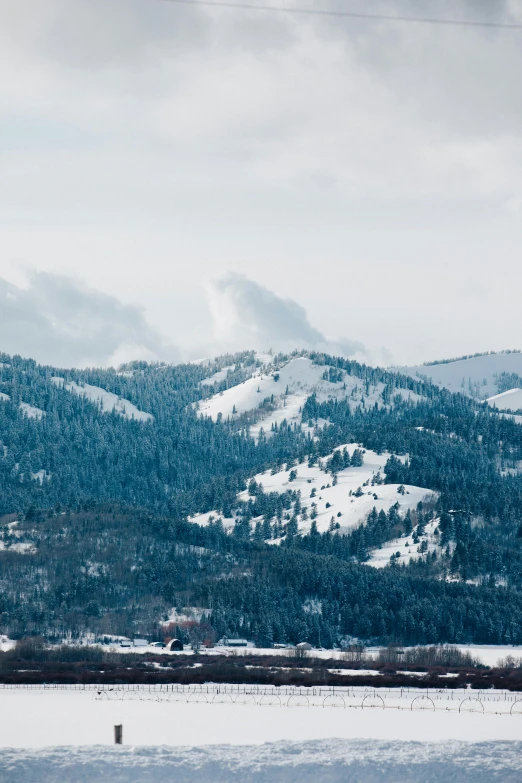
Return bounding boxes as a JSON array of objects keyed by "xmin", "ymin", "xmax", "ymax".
[
  {"xmin": 206, "ymin": 272, "xmax": 369, "ymax": 358},
  {"xmin": 1, "ymin": 0, "xmax": 522, "ymax": 363},
  {"xmin": 0, "ymin": 270, "xmax": 379, "ymax": 367},
  {"xmin": 0, "ymin": 272, "xmax": 177, "ymax": 368}
]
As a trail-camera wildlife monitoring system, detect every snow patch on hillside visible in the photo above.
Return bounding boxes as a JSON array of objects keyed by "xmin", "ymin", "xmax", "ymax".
[
  {"xmin": 367, "ymin": 518, "xmax": 441, "ymax": 568},
  {"xmin": 199, "ymin": 365, "xmax": 235, "ymax": 386},
  {"xmin": 0, "ymin": 540, "xmax": 36, "ymax": 554},
  {"xmin": 190, "ymin": 444, "xmax": 435, "ymax": 535},
  {"xmin": 487, "ymin": 388, "xmax": 522, "ymax": 412},
  {"xmin": 1, "ymin": 394, "xmax": 47, "ymax": 420},
  {"xmin": 31, "ymin": 469, "xmax": 50, "ymax": 484},
  {"xmin": 51, "ymin": 378, "xmax": 153, "ymax": 422},
  {"xmin": 19, "ymin": 402, "xmax": 45, "ymax": 419}
]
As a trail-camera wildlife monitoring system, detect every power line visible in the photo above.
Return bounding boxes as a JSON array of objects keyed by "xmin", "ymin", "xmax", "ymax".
[{"xmin": 157, "ymin": 0, "xmax": 522, "ymax": 30}]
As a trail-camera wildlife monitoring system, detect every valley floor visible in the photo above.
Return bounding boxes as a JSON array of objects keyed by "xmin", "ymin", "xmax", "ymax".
[
  {"xmin": 1, "ymin": 687, "xmax": 521, "ymax": 747},
  {"xmin": 2, "ymin": 687, "xmax": 522, "ymax": 781}
]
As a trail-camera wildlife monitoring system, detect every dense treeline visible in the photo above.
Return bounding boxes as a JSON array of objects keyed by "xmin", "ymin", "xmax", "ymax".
[{"xmin": 2, "ymin": 505, "xmax": 522, "ymax": 647}]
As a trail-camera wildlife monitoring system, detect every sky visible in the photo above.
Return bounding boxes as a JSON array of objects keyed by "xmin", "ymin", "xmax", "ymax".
[{"xmin": 1, "ymin": 0, "xmax": 522, "ymax": 368}]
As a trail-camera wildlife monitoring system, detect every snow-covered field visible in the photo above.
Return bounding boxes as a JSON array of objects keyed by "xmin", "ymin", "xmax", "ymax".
[
  {"xmin": 190, "ymin": 444, "xmax": 435, "ymax": 536},
  {"xmin": 1, "ymin": 687, "xmax": 521, "ymax": 749},
  {"xmin": 1, "ymin": 689, "xmax": 522, "ymax": 781}
]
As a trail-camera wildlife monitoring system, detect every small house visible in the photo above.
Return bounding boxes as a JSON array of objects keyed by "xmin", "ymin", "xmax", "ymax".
[{"xmin": 120, "ymin": 640, "xmax": 132, "ymax": 648}]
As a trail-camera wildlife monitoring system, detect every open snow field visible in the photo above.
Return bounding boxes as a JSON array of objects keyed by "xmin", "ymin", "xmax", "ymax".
[
  {"xmin": 1, "ymin": 687, "xmax": 522, "ymax": 781},
  {"xmin": 2, "ymin": 684, "xmax": 522, "ymax": 748},
  {"xmin": 1, "ymin": 685, "xmax": 522, "ymax": 746}
]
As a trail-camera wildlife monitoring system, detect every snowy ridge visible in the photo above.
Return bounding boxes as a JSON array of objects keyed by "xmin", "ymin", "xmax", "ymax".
[
  {"xmin": 51, "ymin": 378, "xmax": 153, "ymax": 422},
  {"xmin": 190, "ymin": 443, "xmax": 435, "ymax": 536},
  {"xmin": 197, "ymin": 357, "xmax": 421, "ymax": 439},
  {"xmin": 398, "ymin": 352, "xmax": 522, "ymax": 400}
]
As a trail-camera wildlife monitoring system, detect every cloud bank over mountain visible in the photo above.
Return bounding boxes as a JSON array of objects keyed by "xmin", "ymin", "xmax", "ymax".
[
  {"xmin": 0, "ymin": 272, "xmax": 176, "ymax": 368},
  {"xmin": 0, "ymin": 271, "xmax": 378, "ymax": 367},
  {"xmin": 206, "ymin": 273, "xmax": 370, "ymax": 359}
]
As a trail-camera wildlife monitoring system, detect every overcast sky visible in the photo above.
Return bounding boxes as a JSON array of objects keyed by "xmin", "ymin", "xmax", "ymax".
[{"xmin": 1, "ymin": 0, "xmax": 522, "ymax": 367}]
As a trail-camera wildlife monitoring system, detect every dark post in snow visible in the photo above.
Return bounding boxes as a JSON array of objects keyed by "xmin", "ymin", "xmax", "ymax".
[{"xmin": 114, "ymin": 724, "xmax": 123, "ymax": 745}]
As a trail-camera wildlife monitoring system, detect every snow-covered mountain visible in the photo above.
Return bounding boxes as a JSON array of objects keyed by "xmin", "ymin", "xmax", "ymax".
[
  {"xmin": 196, "ymin": 356, "xmax": 422, "ymax": 439},
  {"xmin": 397, "ymin": 351, "xmax": 522, "ymax": 401}
]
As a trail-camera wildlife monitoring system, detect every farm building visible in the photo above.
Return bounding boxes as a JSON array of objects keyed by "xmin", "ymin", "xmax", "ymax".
[{"xmin": 167, "ymin": 638, "xmax": 183, "ymax": 651}]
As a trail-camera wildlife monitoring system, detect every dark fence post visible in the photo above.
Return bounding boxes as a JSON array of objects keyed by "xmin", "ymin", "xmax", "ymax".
[{"xmin": 114, "ymin": 724, "xmax": 123, "ymax": 745}]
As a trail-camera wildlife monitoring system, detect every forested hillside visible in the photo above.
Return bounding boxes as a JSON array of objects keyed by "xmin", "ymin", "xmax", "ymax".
[
  {"xmin": 0, "ymin": 349, "xmax": 427, "ymax": 516},
  {"xmin": 2, "ymin": 348, "xmax": 522, "ymax": 646}
]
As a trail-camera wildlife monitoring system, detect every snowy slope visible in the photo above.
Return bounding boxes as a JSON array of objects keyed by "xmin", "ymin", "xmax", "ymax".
[
  {"xmin": 190, "ymin": 444, "xmax": 435, "ymax": 535},
  {"xmin": 51, "ymin": 378, "xmax": 153, "ymax": 422},
  {"xmin": 398, "ymin": 352, "xmax": 522, "ymax": 400},
  {"xmin": 199, "ymin": 365, "xmax": 235, "ymax": 386},
  {"xmin": 19, "ymin": 401, "xmax": 46, "ymax": 419},
  {"xmin": 0, "ymin": 393, "xmax": 46, "ymax": 419},
  {"xmin": 367, "ymin": 518, "xmax": 441, "ymax": 568},
  {"xmin": 197, "ymin": 357, "xmax": 421, "ymax": 439},
  {"xmin": 487, "ymin": 388, "xmax": 522, "ymax": 412}
]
